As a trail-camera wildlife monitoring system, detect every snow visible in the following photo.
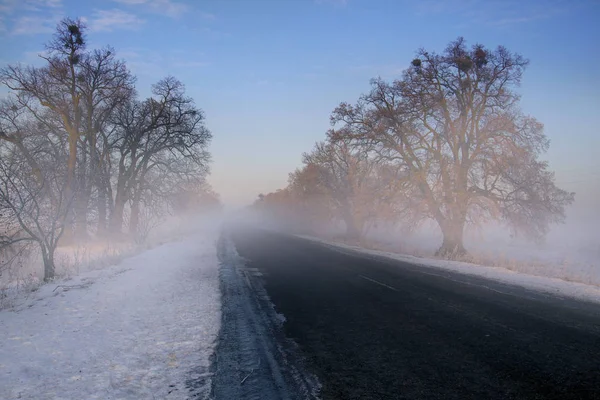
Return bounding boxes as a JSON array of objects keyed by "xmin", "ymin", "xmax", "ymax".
[
  {"xmin": 299, "ymin": 234, "xmax": 600, "ymax": 305},
  {"xmin": 0, "ymin": 231, "xmax": 221, "ymax": 400},
  {"xmin": 372, "ymin": 220, "xmax": 600, "ymax": 284}
]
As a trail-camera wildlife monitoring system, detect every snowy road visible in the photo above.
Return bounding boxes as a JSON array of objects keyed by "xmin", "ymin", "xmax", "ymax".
[{"xmin": 0, "ymin": 233, "xmax": 220, "ymax": 400}]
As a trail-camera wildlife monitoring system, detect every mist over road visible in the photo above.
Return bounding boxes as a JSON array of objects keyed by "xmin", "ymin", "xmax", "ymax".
[{"xmin": 231, "ymin": 228, "xmax": 600, "ymax": 400}]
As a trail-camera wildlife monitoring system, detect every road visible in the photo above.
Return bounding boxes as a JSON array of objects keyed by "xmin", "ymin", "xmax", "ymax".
[{"xmin": 230, "ymin": 228, "xmax": 600, "ymax": 400}]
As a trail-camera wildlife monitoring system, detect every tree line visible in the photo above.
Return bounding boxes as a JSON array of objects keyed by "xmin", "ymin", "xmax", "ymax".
[
  {"xmin": 255, "ymin": 38, "xmax": 574, "ymax": 258},
  {"xmin": 0, "ymin": 18, "xmax": 217, "ymax": 281}
]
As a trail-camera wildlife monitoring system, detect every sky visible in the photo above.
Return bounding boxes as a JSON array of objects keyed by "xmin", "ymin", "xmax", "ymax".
[{"xmin": 1, "ymin": 0, "xmax": 599, "ymax": 216}]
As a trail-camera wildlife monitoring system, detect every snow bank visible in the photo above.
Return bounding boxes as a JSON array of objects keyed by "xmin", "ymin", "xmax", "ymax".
[
  {"xmin": 317, "ymin": 217, "xmax": 600, "ymax": 287},
  {"xmin": 0, "ymin": 231, "xmax": 220, "ymax": 400},
  {"xmin": 299, "ymin": 235, "xmax": 600, "ymax": 305}
]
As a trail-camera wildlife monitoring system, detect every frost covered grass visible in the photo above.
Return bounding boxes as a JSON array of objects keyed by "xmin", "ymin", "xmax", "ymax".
[
  {"xmin": 0, "ymin": 213, "xmax": 222, "ymax": 310},
  {"xmin": 0, "ymin": 242, "xmax": 136, "ymax": 311},
  {"xmin": 0, "ymin": 228, "xmax": 220, "ymax": 400}
]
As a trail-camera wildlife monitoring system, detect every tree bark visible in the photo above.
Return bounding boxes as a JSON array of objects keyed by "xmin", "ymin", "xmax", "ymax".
[
  {"xmin": 109, "ymin": 176, "xmax": 128, "ymax": 234},
  {"xmin": 436, "ymin": 218, "xmax": 467, "ymax": 258},
  {"xmin": 129, "ymin": 189, "xmax": 142, "ymax": 238},
  {"xmin": 74, "ymin": 191, "xmax": 89, "ymax": 240},
  {"xmin": 342, "ymin": 206, "xmax": 363, "ymax": 241},
  {"xmin": 41, "ymin": 245, "xmax": 55, "ymax": 282},
  {"xmin": 97, "ymin": 187, "xmax": 107, "ymax": 236},
  {"xmin": 110, "ymin": 195, "xmax": 126, "ymax": 234}
]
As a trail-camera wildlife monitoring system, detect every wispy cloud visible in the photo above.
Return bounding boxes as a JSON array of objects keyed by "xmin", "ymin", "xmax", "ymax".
[
  {"xmin": 113, "ymin": 0, "xmax": 191, "ymax": 18},
  {"xmin": 347, "ymin": 64, "xmax": 406, "ymax": 79},
  {"xmin": 22, "ymin": 0, "xmax": 62, "ymax": 12},
  {"xmin": 11, "ymin": 15, "xmax": 58, "ymax": 35},
  {"xmin": 118, "ymin": 48, "xmax": 209, "ymax": 78},
  {"xmin": 118, "ymin": 49, "xmax": 165, "ymax": 79},
  {"xmin": 172, "ymin": 60, "xmax": 210, "ymax": 68},
  {"xmin": 20, "ymin": 49, "xmax": 51, "ymax": 65},
  {"xmin": 412, "ymin": 0, "xmax": 573, "ymax": 27},
  {"xmin": 0, "ymin": 0, "xmax": 18, "ymax": 14},
  {"xmin": 315, "ymin": 0, "xmax": 348, "ymax": 7},
  {"xmin": 87, "ymin": 8, "xmax": 145, "ymax": 32},
  {"xmin": 199, "ymin": 11, "xmax": 216, "ymax": 20},
  {"xmin": 1, "ymin": 0, "xmax": 64, "ymax": 35}
]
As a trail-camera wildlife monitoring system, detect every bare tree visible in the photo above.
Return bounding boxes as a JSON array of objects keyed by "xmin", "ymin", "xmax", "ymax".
[
  {"xmin": 109, "ymin": 76, "xmax": 211, "ymax": 236},
  {"xmin": 0, "ymin": 134, "xmax": 69, "ymax": 281},
  {"xmin": 0, "ymin": 19, "xmax": 86, "ymax": 205},
  {"xmin": 302, "ymin": 140, "xmax": 378, "ymax": 239},
  {"xmin": 331, "ymin": 38, "xmax": 574, "ymax": 257},
  {"xmin": 1, "ymin": 18, "xmax": 135, "ymax": 240},
  {"xmin": 0, "ymin": 17, "xmax": 215, "ymax": 281},
  {"xmin": 76, "ymin": 47, "xmax": 135, "ymax": 237},
  {"xmin": 287, "ymin": 164, "xmax": 334, "ymax": 233}
]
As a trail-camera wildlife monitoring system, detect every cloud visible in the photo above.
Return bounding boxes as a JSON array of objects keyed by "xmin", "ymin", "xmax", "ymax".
[
  {"xmin": 113, "ymin": 0, "xmax": 190, "ymax": 18},
  {"xmin": 347, "ymin": 64, "xmax": 406, "ymax": 79},
  {"xmin": 118, "ymin": 48, "xmax": 210, "ymax": 78},
  {"xmin": 315, "ymin": 0, "xmax": 348, "ymax": 6},
  {"xmin": 22, "ymin": 0, "xmax": 62, "ymax": 11},
  {"xmin": 11, "ymin": 15, "xmax": 58, "ymax": 35},
  {"xmin": 88, "ymin": 9, "xmax": 145, "ymax": 32},
  {"xmin": 1, "ymin": 0, "xmax": 64, "ymax": 36},
  {"xmin": 172, "ymin": 60, "xmax": 210, "ymax": 68},
  {"xmin": 411, "ymin": 0, "xmax": 571, "ymax": 27},
  {"xmin": 199, "ymin": 11, "xmax": 216, "ymax": 20}
]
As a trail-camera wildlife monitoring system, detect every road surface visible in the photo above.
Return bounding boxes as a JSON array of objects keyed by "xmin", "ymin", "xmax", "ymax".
[{"xmin": 230, "ymin": 228, "xmax": 600, "ymax": 400}]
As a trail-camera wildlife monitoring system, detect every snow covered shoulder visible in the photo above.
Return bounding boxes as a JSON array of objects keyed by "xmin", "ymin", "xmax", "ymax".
[{"xmin": 0, "ymin": 233, "xmax": 220, "ymax": 400}]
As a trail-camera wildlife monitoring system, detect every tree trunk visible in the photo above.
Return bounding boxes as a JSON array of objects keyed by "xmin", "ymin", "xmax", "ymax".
[
  {"xmin": 97, "ymin": 187, "xmax": 107, "ymax": 237},
  {"xmin": 110, "ymin": 196, "xmax": 126, "ymax": 234},
  {"xmin": 57, "ymin": 134, "xmax": 80, "ymax": 246},
  {"xmin": 109, "ymin": 177, "xmax": 128, "ymax": 234},
  {"xmin": 74, "ymin": 191, "xmax": 89, "ymax": 240},
  {"xmin": 66, "ymin": 135, "xmax": 78, "ymax": 197},
  {"xmin": 436, "ymin": 218, "xmax": 467, "ymax": 258},
  {"xmin": 74, "ymin": 139, "xmax": 91, "ymax": 240},
  {"xmin": 41, "ymin": 245, "xmax": 55, "ymax": 282},
  {"xmin": 342, "ymin": 206, "xmax": 363, "ymax": 241},
  {"xmin": 129, "ymin": 190, "xmax": 142, "ymax": 238}
]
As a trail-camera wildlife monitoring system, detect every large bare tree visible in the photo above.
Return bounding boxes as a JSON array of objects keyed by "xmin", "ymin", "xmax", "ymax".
[
  {"xmin": 0, "ymin": 18, "xmax": 136, "ymax": 240},
  {"xmin": 331, "ymin": 38, "xmax": 574, "ymax": 257},
  {"xmin": 0, "ymin": 19, "xmax": 86, "ymax": 203},
  {"xmin": 109, "ymin": 76, "xmax": 211, "ymax": 236},
  {"xmin": 0, "ymin": 17, "xmax": 215, "ymax": 283},
  {"xmin": 0, "ymin": 114, "xmax": 70, "ymax": 281}
]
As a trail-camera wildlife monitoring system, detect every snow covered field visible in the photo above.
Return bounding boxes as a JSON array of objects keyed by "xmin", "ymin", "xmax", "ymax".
[{"xmin": 0, "ymin": 232, "xmax": 220, "ymax": 400}]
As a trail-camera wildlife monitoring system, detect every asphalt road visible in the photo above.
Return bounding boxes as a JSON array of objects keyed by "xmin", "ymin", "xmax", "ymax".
[{"xmin": 231, "ymin": 228, "xmax": 600, "ymax": 400}]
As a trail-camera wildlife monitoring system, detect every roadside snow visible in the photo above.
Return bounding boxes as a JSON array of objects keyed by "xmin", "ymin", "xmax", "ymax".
[
  {"xmin": 0, "ymin": 232, "xmax": 220, "ymax": 400},
  {"xmin": 299, "ymin": 235, "xmax": 600, "ymax": 305}
]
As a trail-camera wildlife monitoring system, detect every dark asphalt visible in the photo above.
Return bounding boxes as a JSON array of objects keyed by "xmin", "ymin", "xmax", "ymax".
[{"xmin": 231, "ymin": 228, "xmax": 600, "ymax": 400}]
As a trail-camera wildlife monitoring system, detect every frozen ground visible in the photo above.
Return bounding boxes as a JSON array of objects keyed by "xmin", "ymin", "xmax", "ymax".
[
  {"xmin": 299, "ymin": 234, "xmax": 600, "ymax": 305},
  {"xmin": 0, "ymin": 231, "xmax": 220, "ymax": 400}
]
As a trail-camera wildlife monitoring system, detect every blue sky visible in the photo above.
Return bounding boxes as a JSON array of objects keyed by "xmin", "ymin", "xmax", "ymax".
[{"xmin": 1, "ymin": 0, "xmax": 599, "ymax": 212}]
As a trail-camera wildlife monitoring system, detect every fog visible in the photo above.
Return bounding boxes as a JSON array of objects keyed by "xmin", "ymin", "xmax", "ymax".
[{"xmin": 1, "ymin": 15, "xmax": 599, "ymax": 300}]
